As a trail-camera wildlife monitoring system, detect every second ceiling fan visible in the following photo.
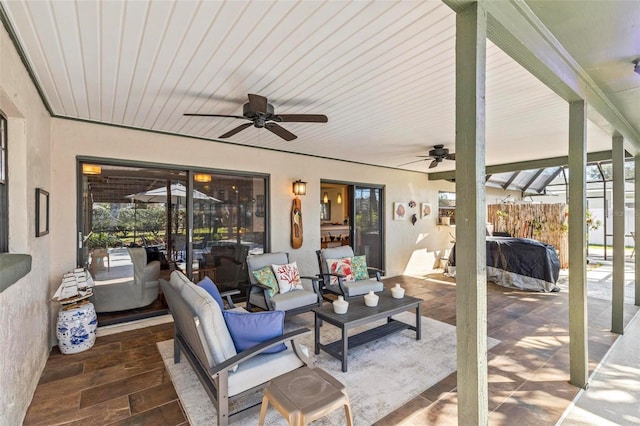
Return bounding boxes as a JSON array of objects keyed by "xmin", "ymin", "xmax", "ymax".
[
  {"xmin": 184, "ymin": 93, "xmax": 328, "ymax": 141},
  {"xmin": 399, "ymin": 145, "xmax": 456, "ymax": 169}
]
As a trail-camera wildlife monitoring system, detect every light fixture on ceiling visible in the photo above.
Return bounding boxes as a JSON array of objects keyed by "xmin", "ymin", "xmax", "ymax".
[
  {"xmin": 635, "ymin": 59, "xmax": 640, "ymax": 76},
  {"xmin": 292, "ymin": 179, "xmax": 307, "ymax": 196},
  {"xmin": 323, "ymin": 192, "xmax": 329, "ymax": 203},
  {"xmin": 194, "ymin": 173, "xmax": 212, "ymax": 183},
  {"xmin": 337, "ymin": 193, "xmax": 342, "ymax": 204},
  {"xmin": 82, "ymin": 164, "xmax": 102, "ymax": 175}
]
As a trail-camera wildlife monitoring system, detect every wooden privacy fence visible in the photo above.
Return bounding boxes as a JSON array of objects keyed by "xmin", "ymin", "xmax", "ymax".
[{"xmin": 487, "ymin": 203, "xmax": 568, "ymax": 268}]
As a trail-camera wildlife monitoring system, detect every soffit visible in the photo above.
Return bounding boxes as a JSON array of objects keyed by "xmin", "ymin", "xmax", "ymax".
[{"xmin": 0, "ymin": 0, "xmax": 632, "ymax": 174}]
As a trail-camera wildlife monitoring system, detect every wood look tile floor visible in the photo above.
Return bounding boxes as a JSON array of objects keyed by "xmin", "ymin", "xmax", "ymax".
[
  {"xmin": 27, "ymin": 274, "xmax": 638, "ymax": 425},
  {"xmin": 24, "ymin": 322, "xmax": 187, "ymax": 425}
]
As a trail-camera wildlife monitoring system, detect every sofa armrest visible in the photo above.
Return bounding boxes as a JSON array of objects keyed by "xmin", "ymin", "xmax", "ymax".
[
  {"xmin": 143, "ymin": 260, "xmax": 162, "ymax": 281},
  {"xmin": 220, "ymin": 289, "xmax": 240, "ymax": 308},
  {"xmin": 209, "ymin": 328, "xmax": 312, "ymax": 377}
]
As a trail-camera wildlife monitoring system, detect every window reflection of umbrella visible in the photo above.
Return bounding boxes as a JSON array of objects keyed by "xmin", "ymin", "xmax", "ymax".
[
  {"xmin": 125, "ymin": 183, "xmax": 221, "ymax": 204},
  {"xmin": 126, "ymin": 183, "xmax": 221, "ymax": 259}
]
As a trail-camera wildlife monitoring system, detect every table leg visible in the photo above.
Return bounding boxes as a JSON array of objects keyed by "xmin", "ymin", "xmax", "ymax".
[
  {"xmin": 314, "ymin": 313, "xmax": 320, "ymax": 355},
  {"xmin": 416, "ymin": 304, "xmax": 422, "ymax": 340},
  {"xmin": 341, "ymin": 326, "xmax": 348, "ymax": 372}
]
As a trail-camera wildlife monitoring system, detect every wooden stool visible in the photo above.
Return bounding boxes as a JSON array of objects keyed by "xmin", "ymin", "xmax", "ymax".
[{"xmin": 259, "ymin": 366, "xmax": 353, "ymax": 426}]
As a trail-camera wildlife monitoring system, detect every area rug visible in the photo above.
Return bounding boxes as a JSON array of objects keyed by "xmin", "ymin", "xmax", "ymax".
[{"xmin": 157, "ymin": 312, "xmax": 499, "ymax": 425}]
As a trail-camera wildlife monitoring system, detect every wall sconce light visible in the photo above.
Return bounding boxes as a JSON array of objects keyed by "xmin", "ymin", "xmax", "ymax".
[
  {"xmin": 194, "ymin": 173, "xmax": 212, "ymax": 183},
  {"xmin": 323, "ymin": 192, "xmax": 329, "ymax": 203},
  {"xmin": 292, "ymin": 179, "xmax": 307, "ymax": 196},
  {"xmin": 337, "ymin": 193, "xmax": 342, "ymax": 204},
  {"xmin": 635, "ymin": 59, "xmax": 640, "ymax": 76},
  {"xmin": 82, "ymin": 164, "xmax": 102, "ymax": 175}
]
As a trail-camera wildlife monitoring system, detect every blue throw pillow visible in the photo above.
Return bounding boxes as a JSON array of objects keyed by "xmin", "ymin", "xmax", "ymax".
[
  {"xmin": 222, "ymin": 310, "xmax": 287, "ymax": 354},
  {"xmin": 198, "ymin": 276, "xmax": 225, "ymax": 311}
]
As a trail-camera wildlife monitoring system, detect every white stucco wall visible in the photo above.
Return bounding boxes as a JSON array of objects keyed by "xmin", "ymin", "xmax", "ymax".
[
  {"xmin": 50, "ymin": 119, "xmax": 454, "ymax": 281},
  {"xmin": 0, "ymin": 24, "xmax": 52, "ymax": 426}
]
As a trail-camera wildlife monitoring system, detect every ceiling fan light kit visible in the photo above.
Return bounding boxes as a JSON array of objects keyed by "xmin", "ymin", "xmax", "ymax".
[{"xmin": 184, "ymin": 93, "xmax": 327, "ymax": 141}]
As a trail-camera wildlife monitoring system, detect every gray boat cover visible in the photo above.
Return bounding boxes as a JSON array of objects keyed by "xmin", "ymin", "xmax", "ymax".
[{"xmin": 448, "ymin": 237, "xmax": 560, "ymax": 292}]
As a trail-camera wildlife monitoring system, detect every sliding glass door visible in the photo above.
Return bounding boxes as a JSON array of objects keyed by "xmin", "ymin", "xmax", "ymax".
[
  {"xmin": 78, "ymin": 159, "xmax": 268, "ymax": 321},
  {"xmin": 352, "ymin": 185, "xmax": 384, "ymax": 272}
]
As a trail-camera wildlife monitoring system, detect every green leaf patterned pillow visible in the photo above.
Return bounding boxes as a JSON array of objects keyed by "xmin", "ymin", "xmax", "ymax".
[
  {"xmin": 351, "ymin": 255, "xmax": 369, "ymax": 281},
  {"xmin": 252, "ymin": 266, "xmax": 279, "ymax": 298}
]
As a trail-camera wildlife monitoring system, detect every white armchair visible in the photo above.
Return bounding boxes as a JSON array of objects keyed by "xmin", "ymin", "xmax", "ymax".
[{"xmin": 91, "ymin": 247, "xmax": 161, "ymax": 313}]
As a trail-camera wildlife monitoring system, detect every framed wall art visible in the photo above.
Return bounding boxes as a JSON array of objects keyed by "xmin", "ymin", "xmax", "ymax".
[
  {"xmin": 421, "ymin": 202, "xmax": 431, "ymax": 218},
  {"xmin": 393, "ymin": 202, "xmax": 407, "ymax": 220},
  {"xmin": 35, "ymin": 188, "xmax": 50, "ymax": 237}
]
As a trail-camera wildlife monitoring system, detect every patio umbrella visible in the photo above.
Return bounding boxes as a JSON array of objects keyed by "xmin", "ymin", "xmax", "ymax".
[
  {"xmin": 126, "ymin": 183, "xmax": 221, "ymax": 259},
  {"xmin": 125, "ymin": 183, "xmax": 221, "ymax": 204}
]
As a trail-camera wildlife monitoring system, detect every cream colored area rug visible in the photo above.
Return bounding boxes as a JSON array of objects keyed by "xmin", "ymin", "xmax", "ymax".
[{"xmin": 158, "ymin": 312, "xmax": 499, "ymax": 425}]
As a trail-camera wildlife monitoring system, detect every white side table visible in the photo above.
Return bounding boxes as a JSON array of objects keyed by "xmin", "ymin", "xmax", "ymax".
[{"xmin": 56, "ymin": 301, "xmax": 97, "ymax": 354}]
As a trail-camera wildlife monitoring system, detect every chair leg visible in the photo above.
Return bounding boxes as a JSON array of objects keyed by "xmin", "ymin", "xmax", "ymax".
[
  {"xmin": 343, "ymin": 397, "xmax": 354, "ymax": 426},
  {"xmin": 258, "ymin": 395, "xmax": 269, "ymax": 426},
  {"xmin": 344, "ymin": 406, "xmax": 354, "ymax": 426}
]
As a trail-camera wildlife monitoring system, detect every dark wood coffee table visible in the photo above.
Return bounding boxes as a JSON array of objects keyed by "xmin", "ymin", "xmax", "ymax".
[{"xmin": 312, "ymin": 290, "xmax": 422, "ymax": 372}]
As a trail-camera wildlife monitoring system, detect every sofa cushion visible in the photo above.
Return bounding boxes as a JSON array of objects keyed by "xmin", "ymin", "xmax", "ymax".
[
  {"xmin": 178, "ymin": 276, "xmax": 237, "ymax": 368},
  {"xmin": 251, "ymin": 265, "xmax": 279, "ymax": 298},
  {"xmin": 197, "ymin": 276, "xmax": 225, "ymax": 310},
  {"xmin": 222, "ymin": 310, "xmax": 286, "ymax": 354},
  {"xmin": 272, "ymin": 262, "xmax": 304, "ymax": 293},
  {"xmin": 227, "ymin": 344, "xmax": 304, "ymax": 396}
]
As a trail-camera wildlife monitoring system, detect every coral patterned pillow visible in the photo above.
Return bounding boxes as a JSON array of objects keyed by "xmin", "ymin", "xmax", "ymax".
[
  {"xmin": 326, "ymin": 257, "xmax": 355, "ymax": 284},
  {"xmin": 271, "ymin": 262, "xmax": 304, "ymax": 293}
]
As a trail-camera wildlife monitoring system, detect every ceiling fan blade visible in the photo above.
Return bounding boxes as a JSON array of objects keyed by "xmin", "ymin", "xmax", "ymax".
[
  {"xmin": 429, "ymin": 159, "xmax": 439, "ymax": 169},
  {"xmin": 265, "ymin": 122, "xmax": 297, "ymax": 141},
  {"xmin": 397, "ymin": 159, "xmax": 427, "ymax": 167},
  {"xmin": 184, "ymin": 113, "xmax": 246, "ymax": 119},
  {"xmin": 276, "ymin": 114, "xmax": 328, "ymax": 123},
  {"xmin": 416, "ymin": 155, "xmax": 434, "ymax": 158},
  {"xmin": 248, "ymin": 93, "xmax": 268, "ymax": 114},
  {"xmin": 446, "ymin": 153, "xmax": 455, "ymax": 160},
  {"xmin": 219, "ymin": 122, "xmax": 253, "ymax": 138}
]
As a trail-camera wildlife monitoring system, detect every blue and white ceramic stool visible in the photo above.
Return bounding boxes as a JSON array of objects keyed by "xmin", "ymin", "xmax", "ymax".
[{"xmin": 56, "ymin": 301, "xmax": 97, "ymax": 354}]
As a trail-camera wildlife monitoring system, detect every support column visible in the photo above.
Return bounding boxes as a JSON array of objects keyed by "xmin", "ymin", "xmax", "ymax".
[
  {"xmin": 612, "ymin": 135, "xmax": 625, "ymax": 334},
  {"xmin": 568, "ymin": 100, "xmax": 589, "ymax": 388},
  {"xmin": 455, "ymin": 2, "xmax": 488, "ymax": 424},
  {"xmin": 636, "ymin": 154, "xmax": 640, "ymax": 306}
]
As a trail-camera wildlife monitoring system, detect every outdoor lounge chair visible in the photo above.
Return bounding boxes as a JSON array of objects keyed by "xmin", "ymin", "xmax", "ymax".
[
  {"xmin": 160, "ymin": 271, "xmax": 313, "ymax": 426},
  {"xmin": 246, "ymin": 252, "xmax": 322, "ymax": 317},
  {"xmin": 316, "ymin": 246, "xmax": 384, "ymax": 300}
]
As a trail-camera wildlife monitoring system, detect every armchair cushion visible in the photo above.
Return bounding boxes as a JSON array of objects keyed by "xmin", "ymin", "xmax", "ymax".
[
  {"xmin": 351, "ymin": 255, "xmax": 369, "ymax": 280},
  {"xmin": 222, "ymin": 310, "xmax": 286, "ymax": 354},
  {"xmin": 197, "ymin": 276, "xmax": 224, "ymax": 311},
  {"xmin": 252, "ymin": 265, "xmax": 279, "ymax": 297},
  {"xmin": 269, "ymin": 289, "xmax": 319, "ymax": 311},
  {"xmin": 326, "ymin": 257, "xmax": 355, "ymax": 284},
  {"xmin": 272, "ymin": 262, "xmax": 304, "ymax": 293}
]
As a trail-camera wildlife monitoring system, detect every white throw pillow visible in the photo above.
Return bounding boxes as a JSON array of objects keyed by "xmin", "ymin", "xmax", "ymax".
[{"xmin": 271, "ymin": 261, "xmax": 304, "ymax": 293}]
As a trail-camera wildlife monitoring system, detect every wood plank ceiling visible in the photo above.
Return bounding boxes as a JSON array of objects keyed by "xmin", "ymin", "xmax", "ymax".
[{"xmin": 2, "ymin": 0, "xmax": 637, "ymax": 173}]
